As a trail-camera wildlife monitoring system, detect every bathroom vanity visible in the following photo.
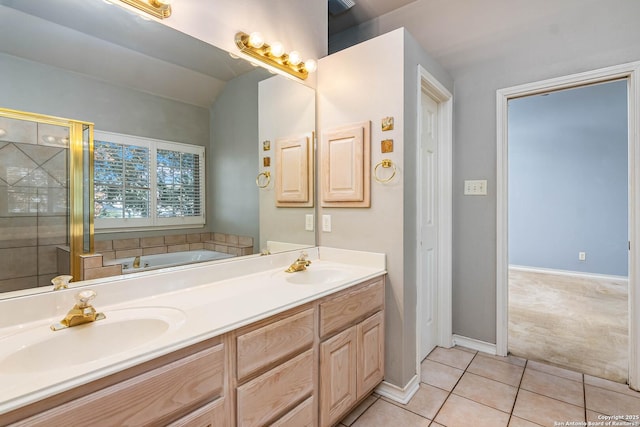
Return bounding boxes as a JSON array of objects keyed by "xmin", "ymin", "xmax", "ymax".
[{"xmin": 0, "ymin": 247, "xmax": 385, "ymax": 427}]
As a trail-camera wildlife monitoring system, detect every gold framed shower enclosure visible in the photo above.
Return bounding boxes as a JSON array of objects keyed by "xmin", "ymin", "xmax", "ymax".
[{"xmin": 0, "ymin": 107, "xmax": 94, "ymax": 283}]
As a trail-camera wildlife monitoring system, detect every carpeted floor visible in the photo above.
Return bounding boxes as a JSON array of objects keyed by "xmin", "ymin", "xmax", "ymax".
[{"xmin": 508, "ymin": 267, "xmax": 628, "ymax": 383}]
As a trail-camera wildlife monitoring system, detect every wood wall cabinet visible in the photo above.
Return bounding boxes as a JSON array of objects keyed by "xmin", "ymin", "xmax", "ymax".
[
  {"xmin": 320, "ymin": 121, "xmax": 371, "ymax": 208},
  {"xmin": 318, "ymin": 278, "xmax": 385, "ymax": 427},
  {"xmin": 275, "ymin": 134, "xmax": 314, "ymax": 207}
]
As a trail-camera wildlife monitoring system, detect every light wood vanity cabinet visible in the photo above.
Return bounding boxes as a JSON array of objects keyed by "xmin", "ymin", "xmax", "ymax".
[
  {"xmin": 234, "ymin": 305, "xmax": 316, "ymax": 427},
  {"xmin": 319, "ymin": 278, "xmax": 385, "ymax": 427},
  {"xmin": 5, "ymin": 275, "xmax": 385, "ymax": 427},
  {"xmin": 6, "ymin": 337, "xmax": 229, "ymax": 427}
]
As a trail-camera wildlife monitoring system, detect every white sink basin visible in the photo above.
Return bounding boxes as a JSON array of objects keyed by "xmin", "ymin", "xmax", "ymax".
[
  {"xmin": 284, "ymin": 267, "xmax": 351, "ymax": 285},
  {"xmin": 0, "ymin": 307, "xmax": 186, "ymax": 373}
]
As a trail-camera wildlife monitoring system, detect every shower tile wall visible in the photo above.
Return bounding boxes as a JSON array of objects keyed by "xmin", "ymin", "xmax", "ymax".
[{"xmin": 0, "ymin": 117, "xmax": 69, "ymax": 293}]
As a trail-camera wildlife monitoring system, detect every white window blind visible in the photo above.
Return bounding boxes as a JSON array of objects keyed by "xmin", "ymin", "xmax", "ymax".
[{"xmin": 94, "ymin": 131, "xmax": 205, "ymax": 230}]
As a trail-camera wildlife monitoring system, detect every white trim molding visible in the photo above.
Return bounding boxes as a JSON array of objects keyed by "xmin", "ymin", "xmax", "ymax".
[
  {"xmin": 415, "ymin": 65, "xmax": 454, "ymax": 378},
  {"xmin": 452, "ymin": 334, "xmax": 498, "ymax": 355},
  {"xmin": 509, "ymin": 265, "xmax": 629, "ymax": 284},
  {"xmin": 496, "ymin": 61, "xmax": 640, "ymax": 390},
  {"xmin": 375, "ymin": 376, "xmax": 420, "ymax": 405}
]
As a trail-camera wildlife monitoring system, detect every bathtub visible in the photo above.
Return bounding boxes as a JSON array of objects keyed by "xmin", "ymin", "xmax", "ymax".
[{"xmin": 105, "ymin": 250, "xmax": 235, "ymax": 274}]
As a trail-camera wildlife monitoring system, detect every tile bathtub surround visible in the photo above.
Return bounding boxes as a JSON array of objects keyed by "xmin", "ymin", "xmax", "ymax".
[
  {"xmin": 83, "ymin": 232, "xmax": 254, "ymax": 280},
  {"xmin": 339, "ymin": 346, "xmax": 640, "ymax": 427},
  {"xmin": 96, "ymin": 232, "xmax": 254, "ymax": 260}
]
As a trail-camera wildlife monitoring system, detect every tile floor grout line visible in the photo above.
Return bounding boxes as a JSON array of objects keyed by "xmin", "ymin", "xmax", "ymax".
[
  {"xmin": 427, "ymin": 350, "xmax": 479, "ymax": 427},
  {"xmin": 343, "ymin": 394, "xmax": 379, "ymax": 427},
  {"xmin": 506, "ymin": 358, "xmax": 528, "ymax": 427},
  {"xmin": 583, "ymin": 373, "xmax": 588, "ymax": 422}
]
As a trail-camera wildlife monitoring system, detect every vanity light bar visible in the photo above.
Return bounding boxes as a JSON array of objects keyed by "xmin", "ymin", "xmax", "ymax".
[
  {"xmin": 118, "ymin": 0, "xmax": 171, "ymax": 19},
  {"xmin": 235, "ymin": 32, "xmax": 316, "ymax": 80}
]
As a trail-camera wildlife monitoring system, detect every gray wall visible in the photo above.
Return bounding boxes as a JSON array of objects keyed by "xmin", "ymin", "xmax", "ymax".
[
  {"xmin": 509, "ymin": 80, "xmax": 628, "ymax": 276},
  {"xmin": 209, "ymin": 69, "xmax": 269, "ymax": 251},
  {"xmin": 451, "ymin": 8, "xmax": 640, "ymax": 343},
  {"xmin": 328, "ymin": 0, "xmax": 640, "ymax": 344},
  {"xmin": 0, "ymin": 53, "xmax": 209, "ymax": 146}
]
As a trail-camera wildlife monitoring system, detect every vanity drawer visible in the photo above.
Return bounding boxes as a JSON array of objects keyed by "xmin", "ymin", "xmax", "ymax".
[
  {"xmin": 319, "ymin": 277, "xmax": 384, "ymax": 338},
  {"xmin": 237, "ymin": 349, "xmax": 314, "ymax": 427},
  {"xmin": 236, "ymin": 308, "xmax": 314, "ymax": 381},
  {"xmin": 12, "ymin": 344, "xmax": 225, "ymax": 427},
  {"xmin": 166, "ymin": 397, "xmax": 227, "ymax": 427},
  {"xmin": 271, "ymin": 396, "xmax": 315, "ymax": 427}
]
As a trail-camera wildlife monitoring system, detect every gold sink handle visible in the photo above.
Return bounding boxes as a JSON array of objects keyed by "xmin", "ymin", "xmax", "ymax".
[
  {"xmin": 51, "ymin": 275, "xmax": 73, "ymax": 291},
  {"xmin": 51, "ymin": 289, "xmax": 106, "ymax": 331},
  {"xmin": 285, "ymin": 251, "xmax": 312, "ymax": 273}
]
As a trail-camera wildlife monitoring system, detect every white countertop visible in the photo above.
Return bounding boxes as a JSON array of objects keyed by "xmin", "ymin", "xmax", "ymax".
[{"xmin": 0, "ymin": 247, "xmax": 385, "ymax": 416}]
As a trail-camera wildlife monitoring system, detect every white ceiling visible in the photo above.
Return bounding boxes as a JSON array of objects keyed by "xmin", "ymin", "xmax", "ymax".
[
  {"xmin": 328, "ymin": 0, "xmax": 609, "ymax": 72},
  {"xmin": 1, "ymin": 0, "xmax": 620, "ymax": 107},
  {"xmin": 0, "ymin": 0, "xmax": 254, "ymax": 108}
]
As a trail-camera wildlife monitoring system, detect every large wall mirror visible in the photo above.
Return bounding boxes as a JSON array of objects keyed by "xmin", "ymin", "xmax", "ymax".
[{"xmin": 0, "ymin": 0, "xmax": 316, "ymax": 297}]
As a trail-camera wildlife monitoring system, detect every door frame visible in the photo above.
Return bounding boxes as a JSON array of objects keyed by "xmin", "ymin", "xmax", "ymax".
[
  {"xmin": 416, "ymin": 65, "xmax": 453, "ymax": 376},
  {"xmin": 496, "ymin": 61, "xmax": 640, "ymax": 390}
]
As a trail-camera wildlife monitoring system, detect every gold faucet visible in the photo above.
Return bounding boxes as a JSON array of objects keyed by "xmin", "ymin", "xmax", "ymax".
[
  {"xmin": 285, "ymin": 251, "xmax": 311, "ymax": 273},
  {"xmin": 133, "ymin": 255, "xmax": 141, "ymax": 268},
  {"xmin": 51, "ymin": 275, "xmax": 73, "ymax": 291},
  {"xmin": 51, "ymin": 289, "xmax": 106, "ymax": 331}
]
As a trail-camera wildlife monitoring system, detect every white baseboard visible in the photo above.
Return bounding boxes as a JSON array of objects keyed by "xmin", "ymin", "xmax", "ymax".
[
  {"xmin": 452, "ymin": 334, "xmax": 497, "ymax": 355},
  {"xmin": 509, "ymin": 264, "xmax": 628, "ymax": 283},
  {"xmin": 375, "ymin": 375, "xmax": 420, "ymax": 405}
]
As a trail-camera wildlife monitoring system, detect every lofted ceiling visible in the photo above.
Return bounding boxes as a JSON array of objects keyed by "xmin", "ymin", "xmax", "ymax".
[
  {"xmin": 327, "ymin": 0, "xmax": 611, "ymax": 73},
  {"xmin": 328, "ymin": 0, "xmax": 417, "ymax": 36},
  {"xmin": 0, "ymin": 0, "xmax": 254, "ymax": 108},
  {"xmin": 1, "ymin": 0, "xmax": 617, "ymax": 107}
]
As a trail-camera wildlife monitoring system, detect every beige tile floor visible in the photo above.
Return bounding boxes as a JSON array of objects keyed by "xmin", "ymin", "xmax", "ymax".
[{"xmin": 338, "ymin": 346, "xmax": 640, "ymax": 427}]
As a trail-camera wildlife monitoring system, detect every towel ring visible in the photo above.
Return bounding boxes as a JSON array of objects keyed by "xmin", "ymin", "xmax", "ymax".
[
  {"xmin": 256, "ymin": 171, "xmax": 271, "ymax": 188},
  {"xmin": 373, "ymin": 159, "xmax": 396, "ymax": 183}
]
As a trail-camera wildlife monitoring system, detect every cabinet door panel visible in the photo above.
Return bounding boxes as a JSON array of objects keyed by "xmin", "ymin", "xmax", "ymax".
[
  {"xmin": 321, "ymin": 121, "xmax": 371, "ymax": 207},
  {"xmin": 319, "ymin": 326, "xmax": 357, "ymax": 427},
  {"xmin": 357, "ymin": 311, "xmax": 385, "ymax": 398}
]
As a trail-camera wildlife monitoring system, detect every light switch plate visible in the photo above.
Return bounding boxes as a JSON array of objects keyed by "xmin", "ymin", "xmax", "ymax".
[
  {"xmin": 322, "ymin": 214, "xmax": 331, "ymax": 232},
  {"xmin": 464, "ymin": 179, "xmax": 487, "ymax": 195},
  {"xmin": 305, "ymin": 214, "xmax": 314, "ymax": 231}
]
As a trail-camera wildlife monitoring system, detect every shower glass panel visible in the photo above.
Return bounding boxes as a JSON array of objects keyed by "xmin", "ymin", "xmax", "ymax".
[
  {"xmin": 0, "ymin": 116, "xmax": 70, "ymax": 292},
  {"xmin": 0, "ymin": 108, "xmax": 93, "ymax": 295}
]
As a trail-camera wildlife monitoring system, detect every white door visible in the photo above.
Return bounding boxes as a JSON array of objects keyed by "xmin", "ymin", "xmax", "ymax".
[{"xmin": 419, "ymin": 90, "xmax": 439, "ymax": 360}]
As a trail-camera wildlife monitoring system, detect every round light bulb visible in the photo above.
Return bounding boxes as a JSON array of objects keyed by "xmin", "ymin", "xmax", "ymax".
[
  {"xmin": 248, "ymin": 32, "xmax": 264, "ymax": 49},
  {"xmin": 269, "ymin": 42, "xmax": 284, "ymax": 58},
  {"xmin": 304, "ymin": 59, "xmax": 317, "ymax": 73},
  {"xmin": 0, "ymin": 128, "xmax": 6, "ymax": 138},
  {"xmin": 44, "ymin": 135, "xmax": 57, "ymax": 143},
  {"xmin": 288, "ymin": 50, "xmax": 302, "ymax": 66}
]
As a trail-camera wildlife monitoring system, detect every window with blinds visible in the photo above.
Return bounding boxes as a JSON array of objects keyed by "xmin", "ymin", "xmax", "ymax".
[{"xmin": 94, "ymin": 131, "xmax": 205, "ymax": 230}]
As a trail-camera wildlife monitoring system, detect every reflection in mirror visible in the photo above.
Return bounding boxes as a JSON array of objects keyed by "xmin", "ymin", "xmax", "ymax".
[
  {"xmin": 0, "ymin": 0, "xmax": 316, "ymax": 297},
  {"xmin": 259, "ymin": 76, "xmax": 316, "ymax": 252}
]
